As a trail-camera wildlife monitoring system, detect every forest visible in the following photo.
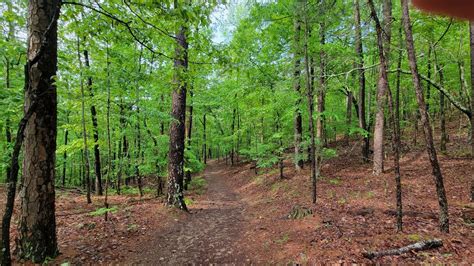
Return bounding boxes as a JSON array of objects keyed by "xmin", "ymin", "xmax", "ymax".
[{"xmin": 0, "ymin": 0, "xmax": 473, "ymax": 264}]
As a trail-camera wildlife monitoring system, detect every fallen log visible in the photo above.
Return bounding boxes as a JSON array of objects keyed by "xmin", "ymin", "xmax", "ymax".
[{"xmin": 363, "ymin": 239, "xmax": 443, "ymax": 259}]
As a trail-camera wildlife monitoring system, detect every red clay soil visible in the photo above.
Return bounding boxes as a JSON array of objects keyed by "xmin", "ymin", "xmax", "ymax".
[{"xmin": 1, "ymin": 136, "xmax": 473, "ymax": 264}]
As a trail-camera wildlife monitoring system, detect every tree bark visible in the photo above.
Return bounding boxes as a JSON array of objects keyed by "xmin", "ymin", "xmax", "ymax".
[
  {"xmin": 77, "ymin": 37, "xmax": 92, "ymax": 204},
  {"xmin": 203, "ymin": 113, "xmax": 207, "ymax": 164},
  {"xmin": 401, "ymin": 0, "xmax": 449, "ymax": 232},
  {"xmin": 368, "ymin": 0, "xmax": 402, "ymax": 232},
  {"xmin": 16, "ymin": 0, "xmax": 61, "ymax": 262},
  {"xmin": 345, "ymin": 91, "xmax": 353, "ymax": 145},
  {"xmin": 372, "ymin": 0, "xmax": 392, "ymax": 175},
  {"xmin": 166, "ymin": 9, "xmax": 188, "ymax": 210},
  {"xmin": 293, "ymin": 3, "xmax": 304, "ymax": 171},
  {"xmin": 469, "ymin": 22, "xmax": 474, "ymax": 202},
  {"xmin": 354, "ymin": 0, "xmax": 370, "ymax": 162},
  {"xmin": 363, "ymin": 239, "xmax": 442, "ymax": 259},
  {"xmin": 469, "ymin": 22, "xmax": 474, "ymax": 159},
  {"xmin": 62, "ymin": 126, "xmax": 68, "ymax": 187},
  {"xmin": 303, "ymin": 3, "xmax": 317, "ymax": 204},
  {"xmin": 83, "ymin": 48, "xmax": 102, "ymax": 196},
  {"xmin": 317, "ymin": 14, "xmax": 327, "ymax": 147},
  {"xmin": 184, "ymin": 88, "xmax": 194, "ymax": 190}
]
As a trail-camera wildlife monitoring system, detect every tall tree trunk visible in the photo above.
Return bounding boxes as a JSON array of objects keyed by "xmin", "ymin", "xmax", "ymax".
[
  {"xmin": 368, "ymin": 0, "xmax": 402, "ymax": 232},
  {"xmin": 15, "ymin": 0, "xmax": 61, "ymax": 263},
  {"xmin": 203, "ymin": 113, "xmax": 207, "ymax": 164},
  {"xmin": 62, "ymin": 126, "xmax": 68, "ymax": 187},
  {"xmin": 293, "ymin": 3, "xmax": 304, "ymax": 171},
  {"xmin": 469, "ymin": 22, "xmax": 474, "ymax": 159},
  {"xmin": 104, "ymin": 43, "xmax": 112, "ymax": 221},
  {"xmin": 83, "ymin": 49, "xmax": 102, "ymax": 196},
  {"xmin": 426, "ymin": 46, "xmax": 432, "ymax": 113},
  {"xmin": 77, "ymin": 37, "xmax": 92, "ymax": 204},
  {"xmin": 440, "ymin": 92, "xmax": 447, "ymax": 152},
  {"xmin": 354, "ymin": 0, "xmax": 370, "ymax": 162},
  {"xmin": 184, "ymin": 88, "xmax": 194, "ymax": 190},
  {"xmin": 231, "ymin": 107, "xmax": 236, "ymax": 166},
  {"xmin": 166, "ymin": 9, "xmax": 188, "ymax": 210},
  {"xmin": 318, "ymin": 15, "xmax": 327, "ymax": 147},
  {"xmin": 345, "ymin": 91, "xmax": 353, "ymax": 145},
  {"xmin": 372, "ymin": 0, "xmax": 392, "ymax": 175},
  {"xmin": 304, "ymin": 3, "xmax": 318, "ymax": 204},
  {"xmin": 401, "ymin": 0, "xmax": 449, "ymax": 232},
  {"xmin": 396, "ymin": 25, "xmax": 403, "ymax": 138},
  {"xmin": 135, "ymin": 48, "xmax": 144, "ymax": 197},
  {"xmin": 469, "ymin": 22, "xmax": 474, "ymax": 202}
]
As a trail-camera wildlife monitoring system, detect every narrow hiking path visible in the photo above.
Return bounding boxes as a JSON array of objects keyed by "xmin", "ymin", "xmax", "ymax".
[{"xmin": 131, "ymin": 161, "xmax": 252, "ymax": 264}]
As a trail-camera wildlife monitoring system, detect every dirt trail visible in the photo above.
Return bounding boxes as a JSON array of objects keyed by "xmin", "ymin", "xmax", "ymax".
[{"xmin": 131, "ymin": 161, "xmax": 251, "ymax": 264}]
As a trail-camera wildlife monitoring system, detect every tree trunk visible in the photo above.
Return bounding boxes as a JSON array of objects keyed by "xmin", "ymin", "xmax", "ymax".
[
  {"xmin": 16, "ymin": 0, "xmax": 61, "ymax": 262},
  {"xmin": 372, "ymin": 0, "xmax": 392, "ymax": 175},
  {"xmin": 184, "ymin": 89, "xmax": 194, "ymax": 190},
  {"xmin": 318, "ymin": 16, "xmax": 327, "ymax": 148},
  {"xmin": 469, "ymin": 22, "xmax": 474, "ymax": 202},
  {"xmin": 135, "ymin": 48, "xmax": 144, "ymax": 198},
  {"xmin": 368, "ymin": 0, "xmax": 402, "ymax": 232},
  {"xmin": 203, "ymin": 113, "xmax": 207, "ymax": 165},
  {"xmin": 105, "ymin": 44, "xmax": 112, "ymax": 221},
  {"xmin": 345, "ymin": 91, "xmax": 353, "ymax": 145},
  {"xmin": 166, "ymin": 14, "xmax": 188, "ymax": 210},
  {"xmin": 469, "ymin": 22, "xmax": 474, "ymax": 159},
  {"xmin": 77, "ymin": 37, "xmax": 92, "ymax": 204},
  {"xmin": 293, "ymin": 3, "xmax": 304, "ymax": 171},
  {"xmin": 426, "ymin": 46, "xmax": 432, "ymax": 113},
  {"xmin": 304, "ymin": 3, "xmax": 317, "ymax": 204},
  {"xmin": 83, "ymin": 49, "xmax": 102, "ymax": 196},
  {"xmin": 401, "ymin": 0, "xmax": 449, "ymax": 233},
  {"xmin": 62, "ymin": 127, "xmax": 68, "ymax": 187},
  {"xmin": 231, "ymin": 107, "xmax": 236, "ymax": 166},
  {"xmin": 354, "ymin": 0, "xmax": 370, "ymax": 162}
]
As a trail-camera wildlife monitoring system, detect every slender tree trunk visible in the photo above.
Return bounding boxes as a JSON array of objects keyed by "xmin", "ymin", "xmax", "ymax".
[
  {"xmin": 203, "ymin": 113, "xmax": 207, "ymax": 165},
  {"xmin": 231, "ymin": 107, "xmax": 236, "ymax": 166},
  {"xmin": 62, "ymin": 126, "xmax": 68, "ymax": 187},
  {"xmin": 304, "ymin": 3, "xmax": 317, "ymax": 204},
  {"xmin": 105, "ymin": 44, "xmax": 112, "ymax": 221},
  {"xmin": 346, "ymin": 91, "xmax": 353, "ymax": 145},
  {"xmin": 14, "ymin": 0, "xmax": 61, "ymax": 263},
  {"xmin": 372, "ymin": 0, "xmax": 392, "ymax": 175},
  {"xmin": 184, "ymin": 89, "xmax": 194, "ymax": 190},
  {"xmin": 293, "ymin": 3, "xmax": 304, "ymax": 170},
  {"xmin": 318, "ymin": 16, "xmax": 327, "ymax": 147},
  {"xmin": 440, "ymin": 93, "xmax": 447, "ymax": 152},
  {"xmin": 77, "ymin": 37, "xmax": 92, "ymax": 204},
  {"xmin": 426, "ymin": 46, "xmax": 432, "ymax": 113},
  {"xmin": 354, "ymin": 0, "xmax": 370, "ymax": 162},
  {"xmin": 396, "ymin": 25, "xmax": 403, "ymax": 138},
  {"xmin": 83, "ymin": 48, "xmax": 102, "ymax": 196},
  {"xmin": 401, "ymin": 0, "xmax": 449, "ymax": 232},
  {"xmin": 135, "ymin": 48, "xmax": 144, "ymax": 197},
  {"xmin": 166, "ymin": 9, "xmax": 188, "ymax": 210},
  {"xmin": 469, "ymin": 22, "xmax": 474, "ymax": 202},
  {"xmin": 469, "ymin": 22, "xmax": 474, "ymax": 159},
  {"xmin": 368, "ymin": 0, "xmax": 402, "ymax": 232}
]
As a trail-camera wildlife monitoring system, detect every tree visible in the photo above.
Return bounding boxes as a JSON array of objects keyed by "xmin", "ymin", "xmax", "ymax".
[
  {"xmin": 372, "ymin": 0, "xmax": 393, "ymax": 175},
  {"xmin": 354, "ymin": 0, "xmax": 369, "ymax": 162},
  {"xmin": 293, "ymin": 1, "xmax": 304, "ymax": 171},
  {"xmin": 16, "ymin": 0, "xmax": 61, "ymax": 262},
  {"xmin": 469, "ymin": 21, "xmax": 474, "ymax": 201},
  {"xmin": 167, "ymin": 1, "xmax": 189, "ymax": 210},
  {"xmin": 401, "ymin": 0, "xmax": 449, "ymax": 233},
  {"xmin": 303, "ymin": 1, "xmax": 318, "ymax": 204}
]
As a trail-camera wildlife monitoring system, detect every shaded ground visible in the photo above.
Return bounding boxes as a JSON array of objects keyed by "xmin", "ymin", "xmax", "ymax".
[
  {"xmin": 1, "ymin": 124, "xmax": 473, "ymax": 264},
  {"xmin": 130, "ymin": 163, "xmax": 251, "ymax": 264}
]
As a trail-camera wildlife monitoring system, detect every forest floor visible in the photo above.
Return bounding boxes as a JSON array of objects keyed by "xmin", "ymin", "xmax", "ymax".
[{"xmin": 2, "ymin": 134, "xmax": 474, "ymax": 264}]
